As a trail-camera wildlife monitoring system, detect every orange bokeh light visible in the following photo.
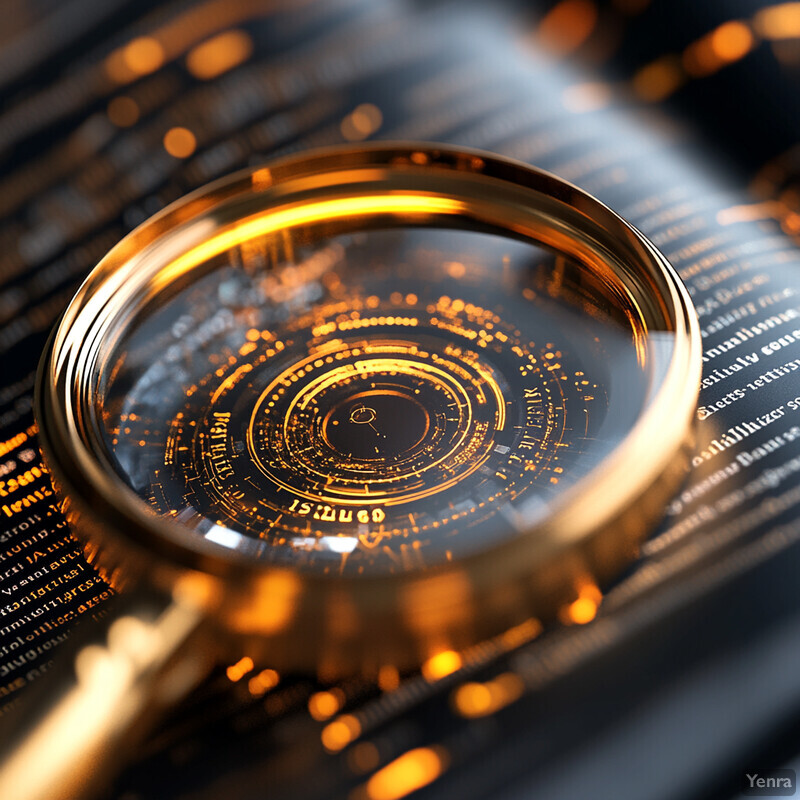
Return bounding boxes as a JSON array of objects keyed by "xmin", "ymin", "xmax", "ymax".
[
  {"xmin": 362, "ymin": 747, "xmax": 448, "ymax": 800},
  {"xmin": 421, "ymin": 650, "xmax": 462, "ymax": 681},
  {"xmin": 186, "ymin": 29, "xmax": 253, "ymax": 80},
  {"xmin": 163, "ymin": 127, "xmax": 197, "ymax": 158}
]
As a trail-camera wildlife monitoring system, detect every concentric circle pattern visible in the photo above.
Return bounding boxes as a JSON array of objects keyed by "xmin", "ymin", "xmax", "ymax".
[{"xmin": 248, "ymin": 340, "xmax": 505, "ymax": 506}]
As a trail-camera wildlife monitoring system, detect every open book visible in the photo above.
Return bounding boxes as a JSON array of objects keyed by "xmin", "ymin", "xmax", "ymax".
[{"xmin": 2, "ymin": 0, "xmax": 800, "ymax": 797}]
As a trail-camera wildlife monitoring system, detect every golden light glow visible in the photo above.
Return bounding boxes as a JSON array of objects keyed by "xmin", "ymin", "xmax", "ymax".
[
  {"xmin": 0, "ymin": 430, "xmax": 29, "ymax": 458},
  {"xmin": 341, "ymin": 103, "xmax": 383, "ymax": 141},
  {"xmin": 753, "ymin": 3, "xmax": 800, "ymax": 39},
  {"xmin": 248, "ymin": 668, "xmax": 279, "ymax": 696},
  {"xmin": 125, "ymin": 37, "xmax": 165, "ymax": 74},
  {"xmin": 226, "ymin": 655, "xmax": 254, "ymax": 682},
  {"xmin": 455, "ymin": 682, "xmax": 492, "ymax": 716},
  {"xmin": 559, "ymin": 582, "xmax": 603, "ymax": 625},
  {"xmin": 500, "ymin": 617, "xmax": 543, "ymax": 650},
  {"xmin": 445, "ymin": 261, "xmax": 465, "ymax": 279},
  {"xmin": 452, "ymin": 672, "xmax": 525, "ymax": 718},
  {"xmin": 106, "ymin": 36, "xmax": 165, "ymax": 82},
  {"xmin": 422, "ymin": 650, "xmax": 462, "ymax": 681},
  {"xmin": 186, "ymin": 29, "xmax": 253, "ymax": 79},
  {"xmin": 322, "ymin": 714, "xmax": 361, "ymax": 752},
  {"xmin": 154, "ymin": 194, "xmax": 468, "ymax": 293},
  {"xmin": 536, "ymin": 0, "xmax": 598, "ymax": 55},
  {"xmin": 711, "ymin": 21, "xmax": 755, "ymax": 60},
  {"xmin": 632, "ymin": 56, "xmax": 685, "ymax": 101},
  {"xmin": 107, "ymin": 96, "xmax": 140, "ymax": 127},
  {"xmin": 104, "ymin": 0, "xmax": 277, "ymax": 83},
  {"xmin": 359, "ymin": 747, "xmax": 448, "ymax": 800},
  {"xmin": 309, "ymin": 689, "xmax": 344, "ymax": 720},
  {"xmin": 163, "ymin": 126, "xmax": 197, "ymax": 158},
  {"xmin": 683, "ymin": 21, "xmax": 754, "ymax": 76},
  {"xmin": 565, "ymin": 596, "xmax": 598, "ymax": 624}
]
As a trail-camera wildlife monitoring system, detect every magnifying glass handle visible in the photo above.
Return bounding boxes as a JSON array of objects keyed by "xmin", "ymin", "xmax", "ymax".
[{"xmin": 0, "ymin": 589, "xmax": 216, "ymax": 800}]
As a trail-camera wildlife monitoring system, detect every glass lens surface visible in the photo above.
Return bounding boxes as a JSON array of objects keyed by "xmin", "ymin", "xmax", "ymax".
[{"xmin": 95, "ymin": 224, "xmax": 662, "ymax": 575}]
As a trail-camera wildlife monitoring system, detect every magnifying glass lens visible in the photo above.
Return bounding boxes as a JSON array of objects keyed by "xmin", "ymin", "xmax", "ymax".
[
  {"xmin": 94, "ymin": 223, "xmax": 658, "ymax": 575},
  {"xmin": 42, "ymin": 145, "xmax": 699, "ymax": 657}
]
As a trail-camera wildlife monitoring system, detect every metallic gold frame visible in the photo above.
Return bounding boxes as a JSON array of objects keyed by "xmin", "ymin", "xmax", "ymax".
[{"xmin": 35, "ymin": 143, "xmax": 701, "ymax": 674}]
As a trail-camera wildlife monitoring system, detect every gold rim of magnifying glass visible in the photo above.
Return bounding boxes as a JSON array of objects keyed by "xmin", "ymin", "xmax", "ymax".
[{"xmin": 35, "ymin": 143, "xmax": 701, "ymax": 673}]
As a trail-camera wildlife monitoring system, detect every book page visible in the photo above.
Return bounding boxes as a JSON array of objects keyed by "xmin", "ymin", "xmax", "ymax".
[{"xmin": 1, "ymin": 1, "xmax": 799, "ymax": 797}]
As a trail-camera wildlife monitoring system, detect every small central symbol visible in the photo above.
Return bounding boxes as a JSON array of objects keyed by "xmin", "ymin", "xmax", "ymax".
[
  {"xmin": 350, "ymin": 405, "xmax": 376, "ymax": 425},
  {"xmin": 349, "ymin": 404, "xmax": 384, "ymax": 439}
]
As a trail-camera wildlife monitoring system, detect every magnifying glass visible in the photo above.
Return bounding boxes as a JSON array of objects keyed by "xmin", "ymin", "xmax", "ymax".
[{"xmin": 0, "ymin": 144, "xmax": 701, "ymax": 800}]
